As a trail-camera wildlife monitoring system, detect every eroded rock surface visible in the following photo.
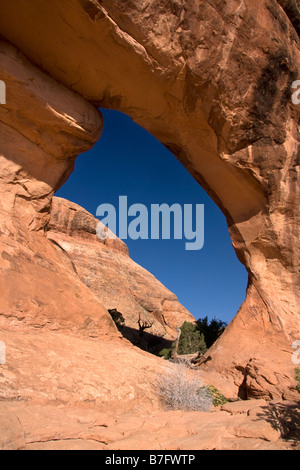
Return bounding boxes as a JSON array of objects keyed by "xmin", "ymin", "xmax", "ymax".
[
  {"xmin": 0, "ymin": 0, "xmax": 299, "ymax": 445},
  {"xmin": 0, "ymin": 39, "xmax": 117, "ymax": 338},
  {"xmin": 0, "ymin": 398, "xmax": 299, "ymax": 450},
  {"xmin": 47, "ymin": 197, "xmax": 195, "ymax": 347},
  {"xmin": 0, "ymin": 323, "xmax": 170, "ymax": 410}
]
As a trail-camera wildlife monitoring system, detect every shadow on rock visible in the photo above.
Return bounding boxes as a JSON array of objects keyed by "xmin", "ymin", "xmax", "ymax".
[{"xmin": 257, "ymin": 401, "xmax": 300, "ymax": 445}]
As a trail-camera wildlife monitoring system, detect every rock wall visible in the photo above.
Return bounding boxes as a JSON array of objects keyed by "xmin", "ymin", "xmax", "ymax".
[
  {"xmin": 0, "ymin": 39, "xmax": 116, "ymax": 338},
  {"xmin": 0, "ymin": 38, "xmax": 193, "ymax": 411},
  {"xmin": 47, "ymin": 197, "xmax": 195, "ymax": 346},
  {"xmin": 0, "ymin": 0, "xmax": 299, "ymax": 399}
]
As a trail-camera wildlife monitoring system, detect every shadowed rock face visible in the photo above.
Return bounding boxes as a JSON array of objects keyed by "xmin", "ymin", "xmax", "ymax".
[
  {"xmin": 0, "ymin": 0, "xmax": 299, "ymax": 401},
  {"xmin": 276, "ymin": 0, "xmax": 300, "ymax": 35}
]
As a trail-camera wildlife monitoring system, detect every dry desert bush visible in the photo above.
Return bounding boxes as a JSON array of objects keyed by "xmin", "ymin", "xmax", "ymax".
[{"xmin": 157, "ymin": 364, "xmax": 214, "ymax": 412}]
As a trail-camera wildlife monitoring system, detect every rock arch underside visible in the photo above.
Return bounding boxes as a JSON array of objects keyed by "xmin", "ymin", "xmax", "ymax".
[{"xmin": 0, "ymin": 0, "xmax": 300, "ymax": 426}]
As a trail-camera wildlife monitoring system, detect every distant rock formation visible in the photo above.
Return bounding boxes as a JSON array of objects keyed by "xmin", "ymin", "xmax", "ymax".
[
  {"xmin": 47, "ymin": 197, "xmax": 195, "ymax": 349},
  {"xmin": 0, "ymin": 0, "xmax": 299, "ymax": 409}
]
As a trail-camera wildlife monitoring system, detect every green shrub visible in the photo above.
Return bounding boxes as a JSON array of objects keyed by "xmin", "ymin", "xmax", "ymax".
[
  {"xmin": 159, "ymin": 317, "xmax": 228, "ymax": 360},
  {"xmin": 196, "ymin": 316, "xmax": 227, "ymax": 349},
  {"xmin": 178, "ymin": 322, "xmax": 207, "ymax": 355},
  {"xmin": 159, "ymin": 322, "xmax": 206, "ymax": 359},
  {"xmin": 159, "ymin": 347, "xmax": 174, "ymax": 360},
  {"xmin": 198, "ymin": 385, "xmax": 227, "ymax": 407}
]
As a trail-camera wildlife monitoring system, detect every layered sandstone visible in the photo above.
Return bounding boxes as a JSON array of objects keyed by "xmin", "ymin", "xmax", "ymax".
[
  {"xmin": 0, "ymin": 323, "xmax": 170, "ymax": 411},
  {"xmin": 47, "ymin": 196, "xmax": 195, "ymax": 346},
  {"xmin": 0, "ymin": 39, "xmax": 117, "ymax": 338},
  {"xmin": 1, "ymin": 398, "xmax": 299, "ymax": 450},
  {"xmin": 0, "ymin": 38, "xmax": 193, "ymax": 423},
  {"xmin": 0, "ymin": 0, "xmax": 299, "ymax": 407}
]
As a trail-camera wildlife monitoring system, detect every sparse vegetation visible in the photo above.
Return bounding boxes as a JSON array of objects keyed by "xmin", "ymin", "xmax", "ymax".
[
  {"xmin": 137, "ymin": 314, "xmax": 154, "ymax": 337},
  {"xmin": 177, "ymin": 321, "xmax": 207, "ymax": 355},
  {"xmin": 159, "ymin": 347, "xmax": 173, "ymax": 360},
  {"xmin": 196, "ymin": 316, "xmax": 227, "ymax": 349},
  {"xmin": 159, "ymin": 317, "xmax": 227, "ymax": 360},
  {"xmin": 157, "ymin": 364, "xmax": 214, "ymax": 412},
  {"xmin": 198, "ymin": 385, "xmax": 227, "ymax": 407}
]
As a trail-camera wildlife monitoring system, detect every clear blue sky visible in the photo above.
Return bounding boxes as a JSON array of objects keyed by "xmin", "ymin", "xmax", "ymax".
[{"xmin": 56, "ymin": 109, "xmax": 248, "ymax": 324}]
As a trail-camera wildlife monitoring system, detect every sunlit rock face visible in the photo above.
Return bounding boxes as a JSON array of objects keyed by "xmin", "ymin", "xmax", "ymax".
[
  {"xmin": 0, "ymin": 39, "xmax": 118, "ymax": 339},
  {"xmin": 47, "ymin": 196, "xmax": 196, "ymax": 345},
  {"xmin": 0, "ymin": 0, "xmax": 299, "ymax": 401}
]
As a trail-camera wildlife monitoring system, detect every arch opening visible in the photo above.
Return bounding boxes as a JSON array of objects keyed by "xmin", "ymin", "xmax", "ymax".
[{"xmin": 55, "ymin": 108, "xmax": 248, "ymax": 353}]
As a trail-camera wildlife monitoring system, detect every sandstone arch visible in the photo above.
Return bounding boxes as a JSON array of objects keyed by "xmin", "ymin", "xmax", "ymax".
[{"xmin": 0, "ymin": 0, "xmax": 299, "ymax": 400}]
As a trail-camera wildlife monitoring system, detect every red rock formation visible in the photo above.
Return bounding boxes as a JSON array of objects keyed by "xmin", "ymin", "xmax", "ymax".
[
  {"xmin": 0, "ymin": 39, "xmax": 116, "ymax": 338},
  {"xmin": 47, "ymin": 197, "xmax": 195, "ymax": 344},
  {"xmin": 0, "ymin": 39, "xmax": 194, "ymax": 423},
  {"xmin": 2, "ymin": 398, "xmax": 299, "ymax": 450},
  {"xmin": 0, "ymin": 0, "xmax": 299, "ymax": 406}
]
